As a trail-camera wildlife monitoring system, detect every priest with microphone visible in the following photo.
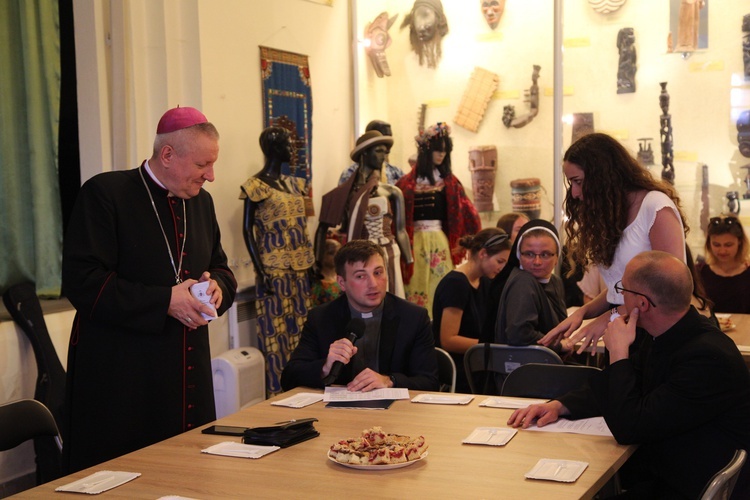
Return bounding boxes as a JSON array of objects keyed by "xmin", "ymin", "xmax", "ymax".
[{"xmin": 281, "ymin": 240, "xmax": 438, "ymax": 391}]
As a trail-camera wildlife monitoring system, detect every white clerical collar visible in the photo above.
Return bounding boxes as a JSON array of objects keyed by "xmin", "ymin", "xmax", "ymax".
[
  {"xmin": 519, "ymin": 264, "xmax": 551, "ymax": 283},
  {"xmin": 350, "ymin": 301, "xmax": 384, "ymax": 320},
  {"xmin": 144, "ymin": 160, "xmax": 167, "ymax": 190}
]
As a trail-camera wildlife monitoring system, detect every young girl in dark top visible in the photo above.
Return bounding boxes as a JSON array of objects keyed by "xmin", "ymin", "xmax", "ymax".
[{"xmin": 432, "ymin": 228, "xmax": 511, "ymax": 393}]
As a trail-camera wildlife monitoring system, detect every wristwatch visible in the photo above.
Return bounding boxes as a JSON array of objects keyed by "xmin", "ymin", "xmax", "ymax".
[{"xmin": 389, "ymin": 375, "xmax": 396, "ymax": 388}]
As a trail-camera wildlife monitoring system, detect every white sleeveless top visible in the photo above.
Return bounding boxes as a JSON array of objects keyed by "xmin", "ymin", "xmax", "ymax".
[{"xmin": 600, "ymin": 191, "xmax": 686, "ymax": 304}]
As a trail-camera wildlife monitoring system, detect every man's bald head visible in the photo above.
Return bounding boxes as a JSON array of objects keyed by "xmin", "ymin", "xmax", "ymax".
[{"xmin": 626, "ymin": 251, "xmax": 692, "ymax": 314}]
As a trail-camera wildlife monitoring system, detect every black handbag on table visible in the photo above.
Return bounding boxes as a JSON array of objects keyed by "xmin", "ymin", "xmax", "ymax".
[{"xmin": 242, "ymin": 418, "xmax": 319, "ymax": 448}]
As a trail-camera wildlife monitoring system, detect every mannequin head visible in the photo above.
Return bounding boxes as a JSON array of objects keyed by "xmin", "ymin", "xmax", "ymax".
[
  {"xmin": 415, "ymin": 122, "xmax": 452, "ymax": 183},
  {"xmin": 350, "ymin": 130, "xmax": 394, "ymax": 176},
  {"xmin": 361, "ymin": 144, "xmax": 389, "ymax": 172},
  {"xmin": 481, "ymin": 0, "xmax": 505, "ymax": 30},
  {"xmin": 259, "ymin": 126, "xmax": 292, "ymax": 163}
]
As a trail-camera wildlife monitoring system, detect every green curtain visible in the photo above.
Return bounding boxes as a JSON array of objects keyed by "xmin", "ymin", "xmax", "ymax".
[{"xmin": 0, "ymin": 0, "xmax": 62, "ymax": 298}]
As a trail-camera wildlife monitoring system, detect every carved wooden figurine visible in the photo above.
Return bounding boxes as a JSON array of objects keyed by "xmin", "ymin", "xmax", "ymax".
[
  {"xmin": 659, "ymin": 82, "xmax": 675, "ymax": 185},
  {"xmin": 616, "ymin": 28, "xmax": 636, "ymax": 94},
  {"xmin": 364, "ymin": 12, "xmax": 399, "ymax": 78},
  {"xmin": 401, "ymin": 0, "xmax": 449, "ymax": 69}
]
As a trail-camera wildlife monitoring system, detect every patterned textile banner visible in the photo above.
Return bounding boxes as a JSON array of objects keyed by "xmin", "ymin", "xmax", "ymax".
[{"xmin": 259, "ymin": 46, "xmax": 314, "ymax": 214}]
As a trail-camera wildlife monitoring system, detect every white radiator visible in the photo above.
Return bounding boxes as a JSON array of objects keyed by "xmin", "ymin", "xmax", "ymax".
[
  {"xmin": 212, "ymin": 347, "xmax": 265, "ymax": 418},
  {"xmin": 227, "ymin": 291, "xmax": 259, "ymax": 350}
]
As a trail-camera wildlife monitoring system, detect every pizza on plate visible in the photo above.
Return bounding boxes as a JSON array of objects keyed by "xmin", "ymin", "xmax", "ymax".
[{"xmin": 328, "ymin": 426, "xmax": 428, "ymax": 465}]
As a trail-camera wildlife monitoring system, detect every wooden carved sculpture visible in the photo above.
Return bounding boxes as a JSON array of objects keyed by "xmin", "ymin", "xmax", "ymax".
[
  {"xmin": 659, "ymin": 82, "xmax": 675, "ymax": 185},
  {"xmin": 502, "ymin": 65, "xmax": 540, "ymax": 129},
  {"xmin": 401, "ymin": 0, "xmax": 449, "ymax": 69},
  {"xmin": 637, "ymin": 138, "xmax": 655, "ymax": 168},
  {"xmin": 743, "ymin": 14, "xmax": 750, "ymax": 80},
  {"xmin": 616, "ymin": 28, "xmax": 636, "ymax": 94},
  {"xmin": 364, "ymin": 12, "xmax": 399, "ymax": 78},
  {"xmin": 674, "ymin": 0, "xmax": 705, "ymax": 53}
]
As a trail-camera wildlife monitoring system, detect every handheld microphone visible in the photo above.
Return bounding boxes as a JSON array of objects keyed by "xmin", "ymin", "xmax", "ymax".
[{"xmin": 322, "ymin": 318, "xmax": 366, "ymax": 386}]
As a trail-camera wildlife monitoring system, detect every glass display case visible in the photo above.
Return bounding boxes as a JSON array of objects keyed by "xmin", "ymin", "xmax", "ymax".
[{"xmin": 351, "ymin": 0, "xmax": 750, "ymax": 257}]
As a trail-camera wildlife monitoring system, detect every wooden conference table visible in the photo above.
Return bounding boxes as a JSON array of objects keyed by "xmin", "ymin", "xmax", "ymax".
[{"xmin": 20, "ymin": 388, "xmax": 635, "ymax": 500}]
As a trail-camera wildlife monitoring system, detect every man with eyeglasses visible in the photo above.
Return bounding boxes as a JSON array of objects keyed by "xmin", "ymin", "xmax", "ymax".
[{"xmin": 508, "ymin": 250, "xmax": 750, "ymax": 499}]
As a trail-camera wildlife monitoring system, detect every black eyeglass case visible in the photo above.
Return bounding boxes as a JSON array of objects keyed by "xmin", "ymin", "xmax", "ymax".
[{"xmin": 242, "ymin": 417, "xmax": 320, "ymax": 448}]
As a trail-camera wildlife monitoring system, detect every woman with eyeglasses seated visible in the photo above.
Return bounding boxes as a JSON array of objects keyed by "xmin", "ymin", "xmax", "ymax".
[
  {"xmin": 495, "ymin": 220, "xmax": 570, "ymax": 354},
  {"xmin": 432, "ymin": 228, "xmax": 511, "ymax": 393},
  {"xmin": 698, "ymin": 216, "xmax": 750, "ymax": 313},
  {"xmin": 540, "ymin": 133, "xmax": 688, "ymax": 354}
]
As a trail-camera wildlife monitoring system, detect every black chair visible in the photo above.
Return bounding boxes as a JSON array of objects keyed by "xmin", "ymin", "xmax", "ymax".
[
  {"xmin": 3, "ymin": 282, "xmax": 67, "ymax": 483},
  {"xmin": 0, "ymin": 399, "xmax": 63, "ymax": 488},
  {"xmin": 500, "ymin": 363, "xmax": 601, "ymax": 399},
  {"xmin": 700, "ymin": 449, "xmax": 747, "ymax": 500},
  {"xmin": 435, "ymin": 347, "xmax": 456, "ymax": 393},
  {"xmin": 463, "ymin": 343, "xmax": 563, "ymax": 395}
]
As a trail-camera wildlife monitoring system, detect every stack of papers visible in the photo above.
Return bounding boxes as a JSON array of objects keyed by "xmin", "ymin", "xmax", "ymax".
[
  {"xmin": 322, "ymin": 387, "xmax": 410, "ymax": 401},
  {"xmin": 271, "ymin": 392, "xmax": 323, "ymax": 408},
  {"xmin": 323, "ymin": 387, "xmax": 409, "ymax": 409},
  {"xmin": 201, "ymin": 442, "xmax": 280, "ymax": 459},
  {"xmin": 524, "ymin": 416, "xmax": 613, "ymax": 437},
  {"xmin": 479, "ymin": 396, "xmax": 548, "ymax": 409},
  {"xmin": 411, "ymin": 394, "xmax": 473, "ymax": 405}
]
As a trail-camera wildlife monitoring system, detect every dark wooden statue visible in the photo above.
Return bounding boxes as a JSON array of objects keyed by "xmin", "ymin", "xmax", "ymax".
[
  {"xmin": 659, "ymin": 82, "xmax": 675, "ymax": 185},
  {"xmin": 616, "ymin": 27, "xmax": 636, "ymax": 94}
]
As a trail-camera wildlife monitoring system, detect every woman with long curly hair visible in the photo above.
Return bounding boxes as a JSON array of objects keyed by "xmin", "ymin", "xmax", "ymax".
[{"xmin": 539, "ymin": 133, "xmax": 688, "ymax": 353}]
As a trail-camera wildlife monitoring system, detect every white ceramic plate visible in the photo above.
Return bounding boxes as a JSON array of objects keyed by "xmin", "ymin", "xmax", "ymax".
[
  {"xmin": 328, "ymin": 451, "xmax": 427, "ymax": 470},
  {"xmin": 525, "ymin": 459, "xmax": 588, "ymax": 482}
]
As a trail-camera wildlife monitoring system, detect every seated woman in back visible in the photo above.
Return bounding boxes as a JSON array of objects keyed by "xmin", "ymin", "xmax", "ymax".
[
  {"xmin": 698, "ymin": 216, "xmax": 750, "ymax": 313},
  {"xmin": 495, "ymin": 220, "xmax": 570, "ymax": 354},
  {"xmin": 432, "ymin": 228, "xmax": 511, "ymax": 393}
]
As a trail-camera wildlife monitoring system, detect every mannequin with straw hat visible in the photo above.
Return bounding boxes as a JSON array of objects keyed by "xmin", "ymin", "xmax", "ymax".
[{"xmin": 316, "ymin": 131, "xmax": 412, "ymax": 298}]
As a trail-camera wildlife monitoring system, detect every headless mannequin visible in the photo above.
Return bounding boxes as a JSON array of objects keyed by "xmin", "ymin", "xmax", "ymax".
[{"xmin": 243, "ymin": 127, "xmax": 296, "ymax": 293}]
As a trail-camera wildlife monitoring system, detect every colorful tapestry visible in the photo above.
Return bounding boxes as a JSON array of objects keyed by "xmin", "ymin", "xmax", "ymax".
[{"xmin": 260, "ymin": 46, "xmax": 314, "ymax": 214}]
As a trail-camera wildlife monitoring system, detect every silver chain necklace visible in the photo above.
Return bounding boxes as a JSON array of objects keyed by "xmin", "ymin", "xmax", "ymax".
[{"xmin": 139, "ymin": 168, "xmax": 187, "ymax": 284}]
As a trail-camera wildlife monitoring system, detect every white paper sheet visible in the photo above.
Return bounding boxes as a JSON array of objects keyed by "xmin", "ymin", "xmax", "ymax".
[
  {"xmin": 525, "ymin": 416, "xmax": 613, "ymax": 436},
  {"xmin": 525, "ymin": 459, "xmax": 589, "ymax": 482},
  {"xmin": 478, "ymin": 396, "xmax": 548, "ymax": 409},
  {"xmin": 55, "ymin": 471, "xmax": 141, "ymax": 494},
  {"xmin": 271, "ymin": 392, "xmax": 323, "ymax": 408},
  {"xmin": 411, "ymin": 393, "xmax": 474, "ymax": 405},
  {"xmin": 323, "ymin": 386, "xmax": 410, "ymax": 402},
  {"xmin": 462, "ymin": 427, "xmax": 517, "ymax": 446},
  {"xmin": 201, "ymin": 441, "xmax": 280, "ymax": 459}
]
